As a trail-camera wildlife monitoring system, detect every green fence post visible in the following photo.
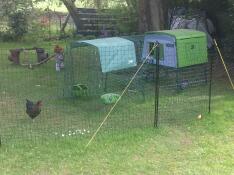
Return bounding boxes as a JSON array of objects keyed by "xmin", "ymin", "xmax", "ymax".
[
  {"xmin": 154, "ymin": 42, "xmax": 160, "ymax": 128},
  {"xmin": 209, "ymin": 56, "xmax": 214, "ymax": 113}
]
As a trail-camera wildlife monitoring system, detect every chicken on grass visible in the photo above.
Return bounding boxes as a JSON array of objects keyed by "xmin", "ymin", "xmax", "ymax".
[{"xmin": 26, "ymin": 99, "xmax": 42, "ymax": 120}]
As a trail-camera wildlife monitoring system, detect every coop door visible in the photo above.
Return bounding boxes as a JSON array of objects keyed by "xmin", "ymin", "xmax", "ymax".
[
  {"xmin": 148, "ymin": 43, "xmax": 164, "ymax": 62},
  {"xmin": 149, "ymin": 42, "xmax": 176, "ymax": 68},
  {"xmin": 162, "ymin": 43, "xmax": 176, "ymax": 68}
]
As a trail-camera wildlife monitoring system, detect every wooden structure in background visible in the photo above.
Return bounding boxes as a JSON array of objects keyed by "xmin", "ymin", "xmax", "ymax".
[{"xmin": 76, "ymin": 8, "xmax": 120, "ymax": 36}]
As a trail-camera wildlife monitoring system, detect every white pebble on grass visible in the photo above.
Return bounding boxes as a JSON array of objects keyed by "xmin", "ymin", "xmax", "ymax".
[{"xmin": 62, "ymin": 134, "xmax": 65, "ymax": 137}]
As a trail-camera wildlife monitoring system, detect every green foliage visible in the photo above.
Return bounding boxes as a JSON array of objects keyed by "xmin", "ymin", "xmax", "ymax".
[
  {"xmin": 198, "ymin": 0, "xmax": 229, "ymax": 12},
  {"xmin": 22, "ymin": 23, "xmax": 46, "ymax": 43},
  {"xmin": 0, "ymin": 31, "xmax": 15, "ymax": 42},
  {"xmin": 108, "ymin": 5, "xmax": 138, "ymax": 34},
  {"xmin": 0, "ymin": 0, "xmax": 35, "ymax": 17},
  {"xmin": 8, "ymin": 11, "xmax": 28, "ymax": 40},
  {"xmin": 168, "ymin": 0, "xmax": 229, "ymax": 10}
]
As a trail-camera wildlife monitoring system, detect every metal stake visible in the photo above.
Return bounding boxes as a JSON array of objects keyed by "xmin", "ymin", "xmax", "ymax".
[
  {"xmin": 209, "ymin": 54, "xmax": 214, "ymax": 113},
  {"xmin": 154, "ymin": 42, "xmax": 160, "ymax": 127}
]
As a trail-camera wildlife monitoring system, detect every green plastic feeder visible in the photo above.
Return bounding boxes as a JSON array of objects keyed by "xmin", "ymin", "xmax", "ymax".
[
  {"xmin": 73, "ymin": 84, "xmax": 88, "ymax": 97},
  {"xmin": 101, "ymin": 93, "xmax": 120, "ymax": 104}
]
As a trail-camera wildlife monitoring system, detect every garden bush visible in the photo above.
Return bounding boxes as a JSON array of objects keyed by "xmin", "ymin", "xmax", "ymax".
[{"xmin": 8, "ymin": 11, "xmax": 28, "ymax": 40}]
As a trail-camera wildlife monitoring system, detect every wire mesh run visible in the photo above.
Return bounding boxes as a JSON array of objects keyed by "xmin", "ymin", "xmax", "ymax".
[{"xmin": 0, "ymin": 35, "xmax": 213, "ymax": 145}]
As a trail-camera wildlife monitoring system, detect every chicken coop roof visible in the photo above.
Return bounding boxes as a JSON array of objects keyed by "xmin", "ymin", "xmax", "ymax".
[
  {"xmin": 146, "ymin": 29, "xmax": 206, "ymax": 40},
  {"xmin": 73, "ymin": 37, "xmax": 137, "ymax": 73}
]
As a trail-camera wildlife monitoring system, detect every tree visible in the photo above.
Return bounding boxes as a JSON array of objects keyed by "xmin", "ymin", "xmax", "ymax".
[
  {"xmin": 0, "ymin": 0, "xmax": 36, "ymax": 40},
  {"xmin": 138, "ymin": 0, "xmax": 150, "ymax": 32},
  {"xmin": 0, "ymin": 0, "xmax": 36, "ymax": 17},
  {"xmin": 137, "ymin": 0, "xmax": 231, "ymax": 32},
  {"xmin": 8, "ymin": 11, "xmax": 28, "ymax": 39},
  {"xmin": 138, "ymin": 0, "xmax": 169, "ymax": 32},
  {"xmin": 59, "ymin": 0, "xmax": 76, "ymax": 34},
  {"xmin": 61, "ymin": 0, "xmax": 80, "ymax": 31}
]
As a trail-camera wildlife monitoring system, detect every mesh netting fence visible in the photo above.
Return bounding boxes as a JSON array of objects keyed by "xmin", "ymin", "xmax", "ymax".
[{"xmin": 0, "ymin": 35, "xmax": 232, "ymax": 145}]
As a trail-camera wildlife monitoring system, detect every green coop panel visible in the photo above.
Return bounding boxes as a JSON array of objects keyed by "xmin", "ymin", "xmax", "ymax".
[
  {"xmin": 143, "ymin": 29, "xmax": 208, "ymax": 68},
  {"xmin": 175, "ymin": 33, "xmax": 208, "ymax": 68}
]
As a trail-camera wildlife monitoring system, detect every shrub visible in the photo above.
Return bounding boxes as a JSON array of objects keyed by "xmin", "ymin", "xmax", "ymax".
[
  {"xmin": 8, "ymin": 11, "xmax": 28, "ymax": 40},
  {"xmin": 0, "ymin": 31, "xmax": 15, "ymax": 41}
]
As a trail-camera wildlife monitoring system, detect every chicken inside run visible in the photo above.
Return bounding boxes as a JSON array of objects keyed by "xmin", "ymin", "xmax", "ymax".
[{"xmin": 0, "ymin": 30, "xmax": 216, "ymax": 144}]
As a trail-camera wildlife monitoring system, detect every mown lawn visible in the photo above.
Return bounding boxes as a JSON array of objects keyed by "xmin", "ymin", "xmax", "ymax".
[
  {"xmin": 0, "ymin": 98, "xmax": 233, "ymax": 175},
  {"xmin": 0, "ymin": 41, "xmax": 233, "ymax": 175}
]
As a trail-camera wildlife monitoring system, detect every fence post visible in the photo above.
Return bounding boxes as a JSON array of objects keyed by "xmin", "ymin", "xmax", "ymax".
[
  {"xmin": 48, "ymin": 9, "xmax": 51, "ymax": 39},
  {"xmin": 208, "ymin": 56, "xmax": 214, "ymax": 113},
  {"xmin": 154, "ymin": 42, "xmax": 160, "ymax": 128}
]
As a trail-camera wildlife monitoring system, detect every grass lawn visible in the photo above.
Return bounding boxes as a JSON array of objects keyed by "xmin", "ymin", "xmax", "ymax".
[
  {"xmin": 0, "ymin": 41, "xmax": 233, "ymax": 175},
  {"xmin": 0, "ymin": 102, "xmax": 233, "ymax": 175}
]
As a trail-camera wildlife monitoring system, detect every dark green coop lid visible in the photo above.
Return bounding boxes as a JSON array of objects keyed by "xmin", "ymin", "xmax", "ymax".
[{"xmin": 146, "ymin": 29, "xmax": 206, "ymax": 40}]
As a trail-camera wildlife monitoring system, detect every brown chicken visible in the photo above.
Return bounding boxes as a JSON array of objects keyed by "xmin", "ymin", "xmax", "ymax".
[{"xmin": 26, "ymin": 99, "xmax": 42, "ymax": 120}]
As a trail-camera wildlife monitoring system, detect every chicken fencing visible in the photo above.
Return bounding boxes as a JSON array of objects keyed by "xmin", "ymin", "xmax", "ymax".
[{"xmin": 0, "ymin": 33, "xmax": 219, "ymax": 145}]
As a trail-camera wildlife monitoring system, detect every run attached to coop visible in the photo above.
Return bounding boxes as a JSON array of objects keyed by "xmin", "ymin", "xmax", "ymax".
[
  {"xmin": 63, "ymin": 31, "xmax": 212, "ymax": 127},
  {"xmin": 141, "ymin": 29, "xmax": 211, "ymax": 124},
  {"xmin": 64, "ymin": 37, "xmax": 146, "ymax": 98}
]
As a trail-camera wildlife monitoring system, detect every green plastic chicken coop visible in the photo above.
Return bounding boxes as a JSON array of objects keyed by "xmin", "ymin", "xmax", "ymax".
[{"xmin": 142, "ymin": 29, "xmax": 208, "ymax": 68}]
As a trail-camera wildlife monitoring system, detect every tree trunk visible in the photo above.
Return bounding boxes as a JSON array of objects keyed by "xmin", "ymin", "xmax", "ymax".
[
  {"xmin": 60, "ymin": 0, "xmax": 76, "ymax": 34},
  {"xmin": 60, "ymin": 14, "xmax": 71, "ymax": 34},
  {"xmin": 138, "ymin": 0, "xmax": 168, "ymax": 32},
  {"xmin": 138, "ymin": 0, "xmax": 151, "ymax": 32},
  {"xmin": 149, "ymin": 0, "xmax": 165, "ymax": 30},
  {"xmin": 61, "ymin": 0, "xmax": 80, "ymax": 32}
]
